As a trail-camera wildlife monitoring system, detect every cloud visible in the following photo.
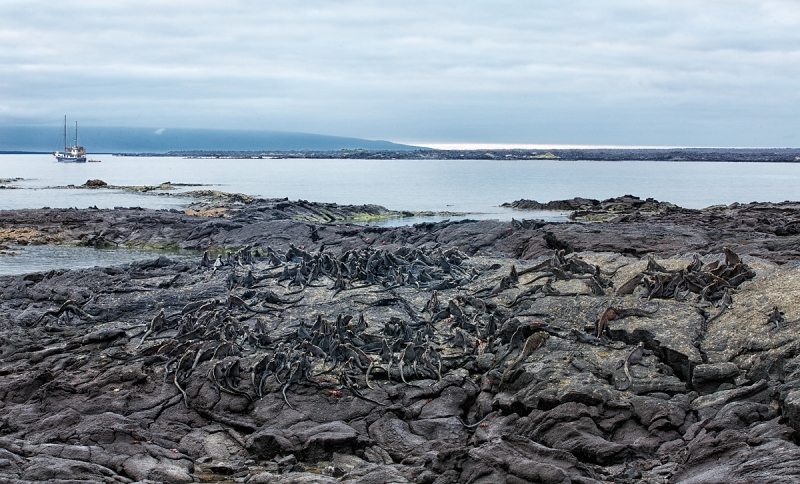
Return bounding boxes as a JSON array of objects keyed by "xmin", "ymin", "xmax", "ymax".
[{"xmin": 0, "ymin": 0, "xmax": 799, "ymax": 145}]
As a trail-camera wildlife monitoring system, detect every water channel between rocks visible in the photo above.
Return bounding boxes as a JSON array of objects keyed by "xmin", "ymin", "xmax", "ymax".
[{"xmin": 0, "ymin": 245, "xmax": 197, "ymax": 276}]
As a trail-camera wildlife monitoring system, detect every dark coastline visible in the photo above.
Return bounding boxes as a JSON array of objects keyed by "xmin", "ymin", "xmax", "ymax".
[
  {"xmin": 113, "ymin": 147, "xmax": 800, "ymax": 162},
  {"xmin": 2, "ymin": 195, "xmax": 800, "ymax": 482}
]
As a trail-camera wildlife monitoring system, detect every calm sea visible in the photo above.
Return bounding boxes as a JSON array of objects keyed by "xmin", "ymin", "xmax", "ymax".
[
  {"xmin": 1, "ymin": 153, "xmax": 799, "ymax": 275},
  {"xmin": 1, "ymin": 154, "xmax": 800, "ymax": 218}
]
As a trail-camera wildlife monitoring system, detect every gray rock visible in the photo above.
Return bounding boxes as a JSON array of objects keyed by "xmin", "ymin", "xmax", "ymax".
[
  {"xmin": 418, "ymin": 386, "xmax": 467, "ymax": 419},
  {"xmin": 250, "ymin": 471, "xmax": 338, "ymax": 483},
  {"xmin": 300, "ymin": 422, "xmax": 358, "ymax": 461},
  {"xmin": 408, "ymin": 417, "xmax": 467, "ymax": 445},
  {"xmin": 344, "ymin": 466, "xmax": 410, "ymax": 484},
  {"xmin": 20, "ymin": 455, "xmax": 123, "ymax": 483},
  {"xmin": 692, "ymin": 362, "xmax": 740, "ymax": 385},
  {"xmin": 368, "ymin": 415, "xmax": 429, "ymax": 461},
  {"xmin": 121, "ymin": 453, "xmax": 194, "ymax": 483},
  {"xmin": 783, "ymin": 389, "xmax": 800, "ymax": 433},
  {"xmin": 246, "ymin": 428, "xmax": 295, "ymax": 459},
  {"xmin": 362, "ymin": 446, "xmax": 393, "ymax": 465}
]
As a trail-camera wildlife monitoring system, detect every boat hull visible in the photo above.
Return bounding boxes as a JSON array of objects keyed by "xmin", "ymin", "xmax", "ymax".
[{"xmin": 55, "ymin": 155, "xmax": 87, "ymax": 163}]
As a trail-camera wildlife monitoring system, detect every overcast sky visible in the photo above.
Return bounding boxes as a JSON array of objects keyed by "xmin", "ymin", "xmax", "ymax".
[{"xmin": 1, "ymin": 0, "xmax": 799, "ymax": 146}]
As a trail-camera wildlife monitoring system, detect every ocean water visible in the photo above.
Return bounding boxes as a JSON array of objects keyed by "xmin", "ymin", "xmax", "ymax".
[
  {"xmin": 0, "ymin": 244, "xmax": 197, "ymax": 276},
  {"xmin": 1, "ymin": 153, "xmax": 799, "ymax": 275},
  {"xmin": 1, "ymin": 154, "xmax": 800, "ymax": 216}
]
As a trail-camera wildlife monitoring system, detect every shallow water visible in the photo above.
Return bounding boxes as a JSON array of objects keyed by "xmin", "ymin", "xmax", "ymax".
[
  {"xmin": 0, "ymin": 245, "xmax": 197, "ymax": 276},
  {"xmin": 370, "ymin": 209, "xmax": 570, "ymax": 226},
  {"xmin": 2, "ymin": 154, "xmax": 800, "ymax": 217}
]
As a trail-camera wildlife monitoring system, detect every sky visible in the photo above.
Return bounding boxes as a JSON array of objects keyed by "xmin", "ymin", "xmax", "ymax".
[{"xmin": 1, "ymin": 0, "xmax": 799, "ymax": 147}]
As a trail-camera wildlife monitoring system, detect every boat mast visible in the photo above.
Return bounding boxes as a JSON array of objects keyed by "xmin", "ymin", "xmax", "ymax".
[
  {"xmin": 63, "ymin": 115, "xmax": 67, "ymax": 151},
  {"xmin": 75, "ymin": 121, "xmax": 78, "ymax": 148}
]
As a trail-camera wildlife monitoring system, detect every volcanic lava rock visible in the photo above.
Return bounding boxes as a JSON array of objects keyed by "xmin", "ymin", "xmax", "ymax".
[{"xmin": 1, "ymin": 198, "xmax": 800, "ymax": 482}]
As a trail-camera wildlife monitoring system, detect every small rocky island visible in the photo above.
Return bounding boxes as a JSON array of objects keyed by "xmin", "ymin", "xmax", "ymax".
[{"xmin": 2, "ymin": 195, "xmax": 800, "ymax": 483}]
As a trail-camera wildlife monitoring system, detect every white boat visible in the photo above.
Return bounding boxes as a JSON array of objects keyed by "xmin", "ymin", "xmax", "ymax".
[{"xmin": 53, "ymin": 116, "xmax": 86, "ymax": 163}]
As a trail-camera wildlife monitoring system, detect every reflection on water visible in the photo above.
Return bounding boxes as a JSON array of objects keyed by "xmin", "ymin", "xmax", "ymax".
[
  {"xmin": 0, "ymin": 245, "xmax": 198, "ymax": 276},
  {"xmin": 366, "ymin": 209, "xmax": 570, "ymax": 227}
]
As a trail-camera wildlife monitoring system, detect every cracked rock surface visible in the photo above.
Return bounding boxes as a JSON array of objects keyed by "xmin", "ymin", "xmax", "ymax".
[{"xmin": 1, "ymin": 198, "xmax": 800, "ymax": 483}]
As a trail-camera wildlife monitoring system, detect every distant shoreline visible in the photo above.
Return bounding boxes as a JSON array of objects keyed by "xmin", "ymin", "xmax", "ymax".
[
  {"xmin": 113, "ymin": 147, "xmax": 800, "ymax": 162},
  {"xmin": 4, "ymin": 148, "xmax": 800, "ymax": 162}
]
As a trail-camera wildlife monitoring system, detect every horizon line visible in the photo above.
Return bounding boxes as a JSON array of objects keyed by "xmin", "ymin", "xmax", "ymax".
[{"xmin": 412, "ymin": 143, "xmax": 800, "ymax": 150}]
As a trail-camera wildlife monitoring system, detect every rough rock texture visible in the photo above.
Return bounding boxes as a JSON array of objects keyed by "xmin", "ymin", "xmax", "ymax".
[
  {"xmin": 2, "ymin": 198, "xmax": 800, "ymax": 482},
  {"xmin": 502, "ymin": 194, "xmax": 677, "ymax": 217},
  {"xmin": 3, "ymin": 196, "xmax": 800, "ymax": 264}
]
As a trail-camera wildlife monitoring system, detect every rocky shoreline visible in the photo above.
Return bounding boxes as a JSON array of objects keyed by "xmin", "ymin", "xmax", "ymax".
[
  {"xmin": 2, "ymin": 195, "xmax": 800, "ymax": 483},
  {"xmin": 21, "ymin": 181, "xmax": 467, "ymax": 228}
]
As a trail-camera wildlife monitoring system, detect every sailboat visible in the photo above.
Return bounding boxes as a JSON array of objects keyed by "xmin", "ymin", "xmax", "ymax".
[{"xmin": 53, "ymin": 116, "xmax": 87, "ymax": 163}]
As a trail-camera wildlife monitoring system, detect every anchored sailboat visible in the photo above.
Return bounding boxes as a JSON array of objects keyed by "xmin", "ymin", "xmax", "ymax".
[{"xmin": 53, "ymin": 116, "xmax": 87, "ymax": 163}]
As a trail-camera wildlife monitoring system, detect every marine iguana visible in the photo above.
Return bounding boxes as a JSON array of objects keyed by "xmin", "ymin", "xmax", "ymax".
[
  {"xmin": 595, "ymin": 304, "xmax": 659, "ymax": 338},
  {"xmin": 618, "ymin": 342, "xmax": 649, "ymax": 390}
]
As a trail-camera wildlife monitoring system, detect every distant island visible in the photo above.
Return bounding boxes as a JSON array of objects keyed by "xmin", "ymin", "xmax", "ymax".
[
  {"xmin": 115, "ymin": 147, "xmax": 800, "ymax": 162},
  {"xmin": 0, "ymin": 126, "xmax": 424, "ymax": 153}
]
